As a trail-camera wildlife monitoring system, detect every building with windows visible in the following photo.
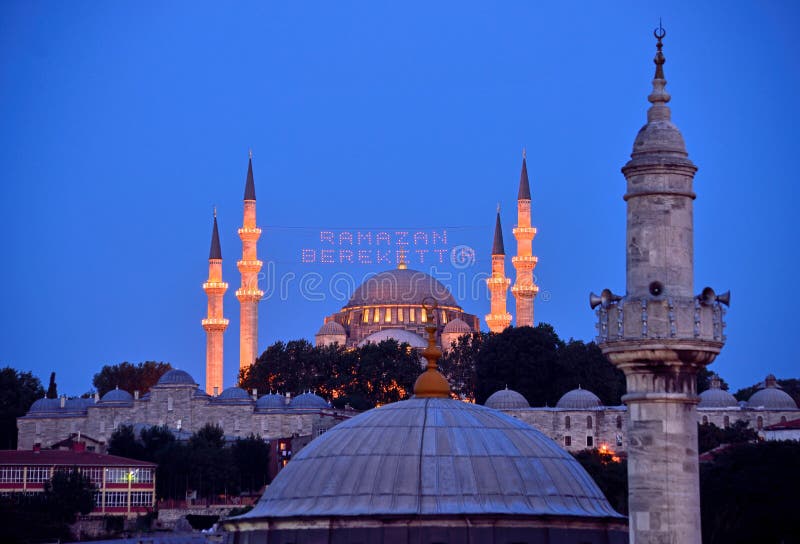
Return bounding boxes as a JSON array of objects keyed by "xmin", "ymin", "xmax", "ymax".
[{"xmin": 0, "ymin": 443, "xmax": 156, "ymax": 517}]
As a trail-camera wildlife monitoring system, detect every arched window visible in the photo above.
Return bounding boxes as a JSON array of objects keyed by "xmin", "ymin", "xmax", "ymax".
[
  {"xmin": 564, "ymin": 416, "xmax": 571, "ymax": 430},
  {"xmin": 564, "ymin": 436, "xmax": 572, "ymax": 447},
  {"xmin": 586, "ymin": 436, "xmax": 594, "ymax": 447},
  {"xmin": 587, "ymin": 416, "xmax": 593, "ymax": 429},
  {"xmin": 723, "ymin": 416, "xmax": 730, "ymax": 428},
  {"xmin": 167, "ymin": 397, "xmax": 173, "ymax": 411},
  {"xmin": 616, "ymin": 415, "xmax": 623, "ymax": 429},
  {"xmin": 702, "ymin": 416, "xmax": 708, "ymax": 425},
  {"xmin": 757, "ymin": 416, "xmax": 763, "ymax": 430}
]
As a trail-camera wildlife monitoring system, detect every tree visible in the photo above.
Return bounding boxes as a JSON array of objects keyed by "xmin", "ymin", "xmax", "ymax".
[
  {"xmin": 188, "ymin": 424, "xmax": 237, "ymax": 499},
  {"xmin": 107, "ymin": 424, "xmax": 146, "ymax": 460},
  {"xmin": 44, "ymin": 468, "xmax": 95, "ymax": 523},
  {"xmin": 554, "ymin": 339, "xmax": 626, "ymax": 406},
  {"xmin": 697, "ymin": 368, "xmax": 729, "ymax": 394},
  {"xmin": 232, "ymin": 434, "xmax": 270, "ymax": 492},
  {"xmin": 700, "ymin": 441, "xmax": 800, "ymax": 544},
  {"xmin": 0, "ymin": 367, "xmax": 45, "ymax": 449},
  {"xmin": 697, "ymin": 421, "xmax": 757, "ymax": 454},
  {"xmin": 573, "ymin": 448, "xmax": 628, "ymax": 515},
  {"xmin": 439, "ymin": 331, "xmax": 487, "ymax": 401},
  {"xmin": 92, "ymin": 361, "xmax": 172, "ymax": 396},
  {"xmin": 46, "ymin": 372, "xmax": 58, "ymax": 399}
]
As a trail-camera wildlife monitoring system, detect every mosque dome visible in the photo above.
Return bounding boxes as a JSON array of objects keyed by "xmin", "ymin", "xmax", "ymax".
[
  {"xmin": 28, "ymin": 398, "xmax": 63, "ymax": 413},
  {"xmin": 345, "ymin": 268, "xmax": 458, "ymax": 308},
  {"xmin": 214, "ymin": 387, "xmax": 253, "ymax": 403},
  {"xmin": 256, "ymin": 393, "xmax": 287, "ymax": 412},
  {"xmin": 99, "ymin": 388, "xmax": 134, "ymax": 404},
  {"xmin": 748, "ymin": 375, "xmax": 798, "ymax": 410},
  {"xmin": 485, "ymin": 387, "xmax": 530, "ymax": 410},
  {"xmin": 443, "ymin": 318, "xmax": 472, "ymax": 334},
  {"xmin": 289, "ymin": 392, "xmax": 329, "ymax": 410},
  {"xmin": 358, "ymin": 328, "xmax": 427, "ymax": 349},
  {"xmin": 230, "ymin": 398, "xmax": 622, "ymax": 527},
  {"xmin": 556, "ymin": 387, "xmax": 603, "ymax": 410},
  {"xmin": 156, "ymin": 369, "xmax": 197, "ymax": 386},
  {"xmin": 698, "ymin": 379, "xmax": 738, "ymax": 408},
  {"xmin": 317, "ymin": 321, "xmax": 346, "ymax": 336},
  {"xmin": 27, "ymin": 398, "xmax": 93, "ymax": 416}
]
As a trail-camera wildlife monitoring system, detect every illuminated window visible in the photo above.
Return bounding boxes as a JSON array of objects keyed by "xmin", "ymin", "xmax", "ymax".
[
  {"xmin": 441, "ymin": 311, "xmax": 447, "ymax": 324},
  {"xmin": 409, "ymin": 308, "xmax": 416, "ymax": 322},
  {"xmin": 137, "ymin": 468, "xmax": 154, "ymax": 483},
  {"xmin": 616, "ymin": 433, "xmax": 623, "ymax": 446},
  {"xmin": 385, "ymin": 308, "xmax": 392, "ymax": 323},
  {"xmin": 374, "ymin": 308, "xmax": 380, "ymax": 323},
  {"xmin": 587, "ymin": 416, "xmax": 593, "ymax": 429},
  {"xmin": 564, "ymin": 436, "xmax": 571, "ymax": 447},
  {"xmin": 363, "ymin": 309, "xmax": 370, "ymax": 323},
  {"xmin": 105, "ymin": 491, "xmax": 128, "ymax": 508},
  {"xmin": 0, "ymin": 467, "xmax": 23, "ymax": 483},
  {"xmin": 564, "ymin": 416, "xmax": 571, "ymax": 429},
  {"xmin": 26, "ymin": 466, "xmax": 50, "ymax": 483},
  {"xmin": 586, "ymin": 436, "xmax": 594, "ymax": 447},
  {"xmin": 398, "ymin": 308, "xmax": 404, "ymax": 322},
  {"xmin": 130, "ymin": 491, "xmax": 153, "ymax": 507}
]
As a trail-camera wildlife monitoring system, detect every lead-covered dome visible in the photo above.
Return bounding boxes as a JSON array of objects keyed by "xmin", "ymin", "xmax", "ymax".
[
  {"xmin": 443, "ymin": 318, "xmax": 472, "ymax": 334},
  {"xmin": 256, "ymin": 393, "xmax": 287, "ymax": 412},
  {"xmin": 214, "ymin": 387, "xmax": 253, "ymax": 404},
  {"xmin": 556, "ymin": 387, "xmax": 603, "ymax": 410},
  {"xmin": 99, "ymin": 388, "xmax": 134, "ymax": 405},
  {"xmin": 748, "ymin": 375, "xmax": 798, "ymax": 410},
  {"xmin": 238, "ymin": 397, "xmax": 621, "ymax": 520},
  {"xmin": 317, "ymin": 321, "xmax": 346, "ymax": 336},
  {"xmin": 358, "ymin": 328, "xmax": 426, "ymax": 349},
  {"xmin": 345, "ymin": 268, "xmax": 458, "ymax": 308},
  {"xmin": 698, "ymin": 379, "xmax": 738, "ymax": 408},
  {"xmin": 156, "ymin": 369, "xmax": 196, "ymax": 386},
  {"xmin": 485, "ymin": 387, "xmax": 530, "ymax": 410},
  {"xmin": 290, "ymin": 392, "xmax": 329, "ymax": 410}
]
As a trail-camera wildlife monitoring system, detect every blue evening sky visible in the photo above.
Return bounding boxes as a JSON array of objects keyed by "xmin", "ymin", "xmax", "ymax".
[{"xmin": 1, "ymin": 1, "xmax": 797, "ymax": 395}]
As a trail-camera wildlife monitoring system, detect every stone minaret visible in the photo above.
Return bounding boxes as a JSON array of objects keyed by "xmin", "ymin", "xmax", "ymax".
[
  {"xmin": 485, "ymin": 207, "xmax": 512, "ymax": 332},
  {"xmin": 511, "ymin": 151, "xmax": 538, "ymax": 326},
  {"xmin": 236, "ymin": 152, "xmax": 264, "ymax": 374},
  {"xmin": 590, "ymin": 27, "xmax": 728, "ymax": 544},
  {"xmin": 202, "ymin": 210, "xmax": 229, "ymax": 396}
]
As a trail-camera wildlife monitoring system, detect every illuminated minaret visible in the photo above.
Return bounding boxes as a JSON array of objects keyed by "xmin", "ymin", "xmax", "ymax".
[
  {"xmin": 511, "ymin": 151, "xmax": 539, "ymax": 327},
  {"xmin": 236, "ymin": 152, "xmax": 264, "ymax": 373},
  {"xmin": 202, "ymin": 210, "xmax": 229, "ymax": 396},
  {"xmin": 485, "ymin": 207, "xmax": 512, "ymax": 332}
]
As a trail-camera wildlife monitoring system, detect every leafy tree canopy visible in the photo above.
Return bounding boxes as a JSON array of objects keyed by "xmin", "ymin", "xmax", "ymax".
[
  {"xmin": 573, "ymin": 448, "xmax": 628, "ymax": 515},
  {"xmin": 44, "ymin": 468, "xmax": 95, "ymax": 523},
  {"xmin": 92, "ymin": 361, "xmax": 172, "ymax": 396},
  {"xmin": 0, "ymin": 367, "xmax": 45, "ymax": 449},
  {"xmin": 698, "ymin": 421, "xmax": 757, "ymax": 454},
  {"xmin": 107, "ymin": 424, "xmax": 146, "ymax": 460}
]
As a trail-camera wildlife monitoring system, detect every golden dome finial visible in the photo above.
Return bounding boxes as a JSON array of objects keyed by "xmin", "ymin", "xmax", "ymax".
[
  {"xmin": 413, "ymin": 298, "xmax": 451, "ymax": 398},
  {"xmin": 397, "ymin": 251, "xmax": 408, "ymax": 270}
]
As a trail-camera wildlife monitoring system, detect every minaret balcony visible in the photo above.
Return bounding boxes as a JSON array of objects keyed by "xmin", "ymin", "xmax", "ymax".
[
  {"xmin": 236, "ymin": 288, "xmax": 264, "ymax": 301},
  {"xmin": 203, "ymin": 281, "xmax": 229, "ymax": 294},
  {"xmin": 511, "ymin": 255, "xmax": 538, "ymax": 267},
  {"xmin": 511, "ymin": 284, "xmax": 539, "ymax": 296},
  {"xmin": 512, "ymin": 226, "xmax": 537, "ymax": 240},
  {"xmin": 202, "ymin": 317, "xmax": 230, "ymax": 331},
  {"xmin": 237, "ymin": 259, "xmax": 263, "ymax": 273},
  {"xmin": 238, "ymin": 227, "xmax": 262, "ymax": 241},
  {"xmin": 486, "ymin": 277, "xmax": 511, "ymax": 287}
]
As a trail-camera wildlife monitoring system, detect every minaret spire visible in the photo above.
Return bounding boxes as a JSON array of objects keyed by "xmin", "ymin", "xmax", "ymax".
[
  {"xmin": 203, "ymin": 211, "xmax": 229, "ymax": 395},
  {"xmin": 486, "ymin": 209, "xmax": 511, "ymax": 332},
  {"xmin": 511, "ymin": 152, "xmax": 538, "ymax": 327},
  {"xmin": 237, "ymin": 152, "xmax": 264, "ymax": 374}
]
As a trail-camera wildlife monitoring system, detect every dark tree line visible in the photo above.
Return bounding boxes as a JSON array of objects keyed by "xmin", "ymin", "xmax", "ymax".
[
  {"xmin": 92, "ymin": 361, "xmax": 172, "ymax": 397},
  {"xmin": 108, "ymin": 423, "xmax": 270, "ymax": 500},
  {"xmin": 0, "ymin": 367, "xmax": 45, "ymax": 449}
]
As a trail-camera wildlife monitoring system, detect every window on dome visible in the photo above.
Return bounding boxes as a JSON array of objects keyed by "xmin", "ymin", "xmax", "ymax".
[
  {"xmin": 421, "ymin": 309, "xmax": 428, "ymax": 323},
  {"xmin": 409, "ymin": 308, "xmax": 416, "ymax": 322},
  {"xmin": 564, "ymin": 416, "xmax": 571, "ymax": 429},
  {"xmin": 363, "ymin": 309, "xmax": 370, "ymax": 323},
  {"xmin": 441, "ymin": 310, "xmax": 447, "ymax": 324},
  {"xmin": 398, "ymin": 308, "xmax": 404, "ymax": 322},
  {"xmin": 586, "ymin": 436, "xmax": 594, "ymax": 447},
  {"xmin": 564, "ymin": 436, "xmax": 571, "ymax": 447},
  {"xmin": 385, "ymin": 308, "xmax": 392, "ymax": 323},
  {"xmin": 374, "ymin": 309, "xmax": 380, "ymax": 323}
]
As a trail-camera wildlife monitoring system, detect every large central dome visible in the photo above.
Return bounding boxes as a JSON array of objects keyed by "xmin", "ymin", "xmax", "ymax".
[
  {"xmin": 232, "ymin": 398, "xmax": 622, "ymax": 520},
  {"xmin": 345, "ymin": 267, "xmax": 458, "ymax": 308}
]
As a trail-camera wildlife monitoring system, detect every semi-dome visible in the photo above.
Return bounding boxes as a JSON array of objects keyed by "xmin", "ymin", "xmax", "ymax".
[
  {"xmin": 748, "ymin": 375, "xmax": 798, "ymax": 410},
  {"xmin": 232, "ymin": 397, "xmax": 622, "ymax": 522},
  {"xmin": 698, "ymin": 379, "xmax": 738, "ymax": 408},
  {"xmin": 344, "ymin": 268, "xmax": 458, "ymax": 308},
  {"xmin": 443, "ymin": 318, "xmax": 472, "ymax": 334},
  {"xmin": 485, "ymin": 387, "xmax": 530, "ymax": 410},
  {"xmin": 317, "ymin": 321, "xmax": 346, "ymax": 335},
  {"xmin": 289, "ymin": 392, "xmax": 329, "ymax": 410},
  {"xmin": 156, "ymin": 369, "xmax": 196, "ymax": 386},
  {"xmin": 99, "ymin": 388, "xmax": 134, "ymax": 404},
  {"xmin": 556, "ymin": 387, "xmax": 603, "ymax": 410},
  {"xmin": 256, "ymin": 393, "xmax": 287, "ymax": 411},
  {"xmin": 214, "ymin": 387, "xmax": 253, "ymax": 403},
  {"xmin": 357, "ymin": 328, "xmax": 427, "ymax": 349}
]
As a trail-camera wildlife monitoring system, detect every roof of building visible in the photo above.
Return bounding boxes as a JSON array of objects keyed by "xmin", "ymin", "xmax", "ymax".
[
  {"xmin": 357, "ymin": 328, "xmax": 427, "ymax": 349},
  {"xmin": 556, "ymin": 387, "xmax": 603, "ymax": 410},
  {"xmin": 256, "ymin": 393, "xmax": 287, "ymax": 411},
  {"xmin": 209, "ymin": 214, "xmax": 222, "ymax": 260},
  {"xmin": 698, "ymin": 379, "xmax": 738, "ymax": 408},
  {"xmin": 492, "ymin": 210, "xmax": 505, "ymax": 255},
  {"xmin": 748, "ymin": 380, "xmax": 798, "ymax": 410},
  {"xmin": 214, "ymin": 387, "xmax": 253, "ymax": 403},
  {"xmin": 344, "ymin": 268, "xmax": 459, "ymax": 308},
  {"xmin": 238, "ymin": 397, "xmax": 621, "ymax": 520},
  {"xmin": 155, "ymin": 369, "xmax": 197, "ymax": 387},
  {"xmin": 485, "ymin": 387, "xmax": 530, "ymax": 410},
  {"xmin": 442, "ymin": 318, "xmax": 472, "ymax": 334},
  {"xmin": 764, "ymin": 418, "xmax": 800, "ymax": 431},
  {"xmin": 0, "ymin": 450, "xmax": 155, "ymax": 467},
  {"xmin": 99, "ymin": 388, "xmax": 134, "ymax": 404},
  {"xmin": 289, "ymin": 392, "xmax": 329, "ymax": 410},
  {"xmin": 244, "ymin": 156, "xmax": 256, "ymax": 200},
  {"xmin": 518, "ymin": 155, "xmax": 531, "ymax": 200},
  {"xmin": 316, "ymin": 321, "xmax": 346, "ymax": 336},
  {"xmin": 26, "ymin": 397, "xmax": 94, "ymax": 416}
]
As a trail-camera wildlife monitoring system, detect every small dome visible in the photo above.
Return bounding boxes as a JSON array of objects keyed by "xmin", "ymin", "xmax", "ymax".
[
  {"xmin": 28, "ymin": 398, "xmax": 92, "ymax": 415},
  {"xmin": 358, "ymin": 328, "xmax": 426, "ymax": 349},
  {"xmin": 156, "ymin": 369, "xmax": 196, "ymax": 386},
  {"xmin": 556, "ymin": 387, "xmax": 602, "ymax": 410},
  {"xmin": 443, "ymin": 318, "xmax": 472, "ymax": 334},
  {"xmin": 748, "ymin": 376, "xmax": 798, "ymax": 410},
  {"xmin": 214, "ymin": 387, "xmax": 253, "ymax": 403},
  {"xmin": 290, "ymin": 392, "xmax": 329, "ymax": 410},
  {"xmin": 99, "ymin": 388, "xmax": 134, "ymax": 404},
  {"xmin": 28, "ymin": 398, "xmax": 62, "ymax": 413},
  {"xmin": 485, "ymin": 387, "xmax": 530, "ymax": 410},
  {"xmin": 256, "ymin": 393, "xmax": 287, "ymax": 411},
  {"xmin": 698, "ymin": 381, "xmax": 738, "ymax": 408},
  {"xmin": 344, "ymin": 268, "xmax": 459, "ymax": 308},
  {"xmin": 316, "ymin": 321, "xmax": 346, "ymax": 336},
  {"xmin": 238, "ymin": 398, "xmax": 621, "ymax": 520}
]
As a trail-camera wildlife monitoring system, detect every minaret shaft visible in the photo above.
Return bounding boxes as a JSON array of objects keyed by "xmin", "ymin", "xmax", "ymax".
[
  {"xmin": 486, "ymin": 212, "xmax": 511, "ymax": 332},
  {"xmin": 237, "ymin": 165, "xmax": 263, "ymax": 374},
  {"xmin": 511, "ymin": 158, "xmax": 538, "ymax": 326},
  {"xmin": 203, "ymin": 218, "xmax": 228, "ymax": 395}
]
